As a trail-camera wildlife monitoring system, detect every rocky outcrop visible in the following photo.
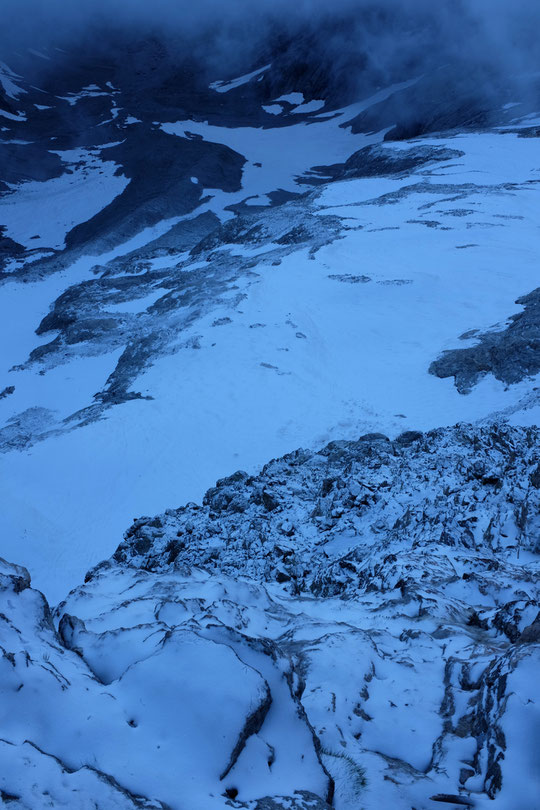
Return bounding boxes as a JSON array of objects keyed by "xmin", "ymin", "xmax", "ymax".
[
  {"xmin": 112, "ymin": 423, "xmax": 540, "ymax": 591},
  {"xmin": 430, "ymin": 287, "xmax": 540, "ymax": 393},
  {"xmin": 101, "ymin": 423, "xmax": 539, "ymax": 807},
  {"xmin": 0, "ymin": 554, "xmax": 331, "ymax": 809},
  {"xmin": 306, "ymin": 144, "xmax": 465, "ymax": 185},
  {"xmin": 2, "ymin": 21, "xmax": 540, "ymax": 809},
  {"xmin": 1, "ymin": 422, "xmax": 539, "ymax": 807}
]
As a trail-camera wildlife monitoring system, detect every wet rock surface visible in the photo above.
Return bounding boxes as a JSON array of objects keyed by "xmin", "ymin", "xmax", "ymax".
[{"xmin": 344, "ymin": 68, "xmax": 539, "ymax": 141}]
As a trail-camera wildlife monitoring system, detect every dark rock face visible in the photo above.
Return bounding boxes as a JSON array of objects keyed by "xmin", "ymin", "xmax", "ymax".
[
  {"xmin": 341, "ymin": 144, "xmax": 465, "ymax": 178},
  {"xmin": 0, "ymin": 141, "xmax": 65, "ymax": 186},
  {"xmin": 394, "ymin": 430, "xmax": 424, "ymax": 446},
  {"xmin": 0, "ymin": 229, "xmax": 24, "ymax": 257},
  {"xmin": 344, "ymin": 68, "xmax": 504, "ymax": 141},
  {"xmin": 64, "ymin": 129, "xmax": 245, "ymax": 256},
  {"xmin": 220, "ymin": 681, "xmax": 273, "ymax": 780},
  {"xmin": 2, "ymin": 128, "xmax": 245, "ymax": 283},
  {"xmin": 430, "ymin": 287, "xmax": 540, "ymax": 393},
  {"xmin": 0, "ymin": 385, "xmax": 15, "ymax": 400}
]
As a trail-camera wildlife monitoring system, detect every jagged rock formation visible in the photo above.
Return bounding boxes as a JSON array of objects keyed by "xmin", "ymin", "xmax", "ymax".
[
  {"xmin": 1, "ymin": 423, "xmax": 539, "ymax": 808},
  {"xmin": 112, "ymin": 423, "xmax": 540, "ymax": 590},
  {"xmin": 306, "ymin": 144, "xmax": 466, "ymax": 185}
]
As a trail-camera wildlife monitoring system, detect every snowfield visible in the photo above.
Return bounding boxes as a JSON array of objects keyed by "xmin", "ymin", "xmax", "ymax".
[
  {"xmin": 1, "ymin": 124, "xmax": 540, "ymax": 600},
  {"xmin": 0, "ymin": 147, "xmax": 129, "ymax": 249},
  {"xmin": 1, "ymin": 30, "xmax": 540, "ymax": 810}
]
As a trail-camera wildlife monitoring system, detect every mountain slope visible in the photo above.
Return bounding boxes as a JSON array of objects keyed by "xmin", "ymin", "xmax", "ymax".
[
  {"xmin": 1, "ymin": 423, "xmax": 539, "ymax": 808},
  {"xmin": 1, "ymin": 56, "xmax": 540, "ymax": 597},
  {"xmin": 1, "ymin": 13, "xmax": 540, "ymax": 809}
]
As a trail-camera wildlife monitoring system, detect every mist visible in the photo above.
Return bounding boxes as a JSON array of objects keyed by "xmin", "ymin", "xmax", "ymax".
[{"xmin": 2, "ymin": 0, "xmax": 540, "ymax": 111}]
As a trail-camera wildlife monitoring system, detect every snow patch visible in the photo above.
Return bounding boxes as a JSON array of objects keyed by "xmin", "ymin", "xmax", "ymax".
[{"xmin": 210, "ymin": 64, "xmax": 271, "ymax": 94}]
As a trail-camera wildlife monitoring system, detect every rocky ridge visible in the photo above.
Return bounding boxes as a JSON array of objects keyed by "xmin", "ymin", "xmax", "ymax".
[
  {"xmin": 112, "ymin": 423, "xmax": 540, "ymax": 598},
  {"xmin": 430, "ymin": 288, "xmax": 540, "ymax": 394},
  {"xmin": 1, "ymin": 422, "xmax": 539, "ymax": 808}
]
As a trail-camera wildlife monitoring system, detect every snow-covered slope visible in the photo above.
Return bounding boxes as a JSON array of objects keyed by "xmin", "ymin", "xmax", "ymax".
[
  {"xmin": 1, "ymin": 423, "xmax": 539, "ymax": 808},
  {"xmin": 1, "ymin": 18, "xmax": 540, "ymax": 810},
  {"xmin": 1, "ymin": 50, "xmax": 540, "ymax": 598}
]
